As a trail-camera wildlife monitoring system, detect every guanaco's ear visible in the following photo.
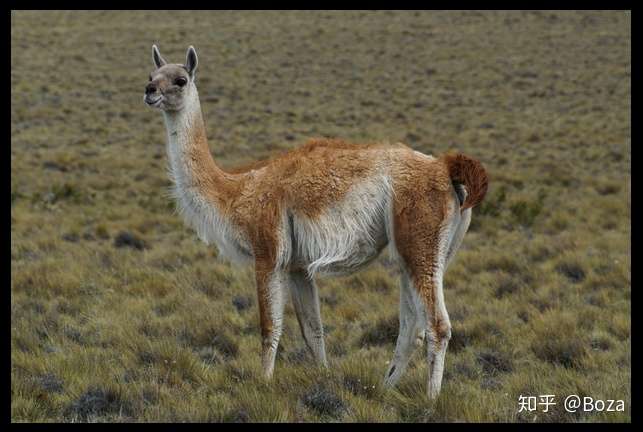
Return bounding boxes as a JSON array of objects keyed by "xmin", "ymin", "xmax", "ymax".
[
  {"xmin": 152, "ymin": 44, "xmax": 167, "ymax": 69},
  {"xmin": 185, "ymin": 46, "xmax": 198, "ymax": 79}
]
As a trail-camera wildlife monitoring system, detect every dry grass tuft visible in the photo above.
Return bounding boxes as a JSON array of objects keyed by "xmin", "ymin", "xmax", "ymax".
[
  {"xmin": 64, "ymin": 387, "xmax": 133, "ymax": 422},
  {"xmin": 301, "ymin": 384, "xmax": 347, "ymax": 419}
]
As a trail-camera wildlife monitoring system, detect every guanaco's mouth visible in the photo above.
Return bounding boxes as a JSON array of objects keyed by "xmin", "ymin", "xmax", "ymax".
[{"xmin": 144, "ymin": 95, "xmax": 163, "ymax": 107}]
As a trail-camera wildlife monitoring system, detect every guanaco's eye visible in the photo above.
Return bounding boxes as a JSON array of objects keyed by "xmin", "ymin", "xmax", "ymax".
[{"xmin": 175, "ymin": 77, "xmax": 187, "ymax": 87}]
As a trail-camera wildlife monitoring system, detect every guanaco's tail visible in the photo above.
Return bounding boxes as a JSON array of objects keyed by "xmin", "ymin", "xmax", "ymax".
[{"xmin": 441, "ymin": 153, "xmax": 489, "ymax": 211}]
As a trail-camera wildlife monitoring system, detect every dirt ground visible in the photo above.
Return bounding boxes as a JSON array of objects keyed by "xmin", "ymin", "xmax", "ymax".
[{"xmin": 11, "ymin": 11, "xmax": 630, "ymax": 422}]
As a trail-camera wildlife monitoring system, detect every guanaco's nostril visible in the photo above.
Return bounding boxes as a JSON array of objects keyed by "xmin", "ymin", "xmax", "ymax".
[{"xmin": 145, "ymin": 83, "xmax": 157, "ymax": 95}]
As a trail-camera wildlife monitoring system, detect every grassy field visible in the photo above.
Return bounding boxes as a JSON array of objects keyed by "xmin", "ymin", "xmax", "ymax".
[{"xmin": 11, "ymin": 10, "xmax": 630, "ymax": 422}]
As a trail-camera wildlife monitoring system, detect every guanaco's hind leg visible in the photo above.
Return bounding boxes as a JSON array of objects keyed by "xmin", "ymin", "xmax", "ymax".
[
  {"xmin": 392, "ymin": 189, "xmax": 460, "ymax": 399},
  {"xmin": 416, "ymin": 209, "xmax": 460, "ymax": 399},
  {"xmin": 288, "ymin": 270, "xmax": 328, "ymax": 367},
  {"xmin": 415, "ymin": 206, "xmax": 471, "ymax": 346},
  {"xmin": 383, "ymin": 267, "xmax": 422, "ymax": 387},
  {"xmin": 414, "ymin": 260, "xmax": 452, "ymax": 399}
]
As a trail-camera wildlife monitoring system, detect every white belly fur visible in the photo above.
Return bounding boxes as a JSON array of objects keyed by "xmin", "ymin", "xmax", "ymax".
[{"xmin": 290, "ymin": 174, "xmax": 394, "ymax": 276}]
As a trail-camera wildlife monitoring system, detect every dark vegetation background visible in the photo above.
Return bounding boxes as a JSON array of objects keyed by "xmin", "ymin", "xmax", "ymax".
[{"xmin": 11, "ymin": 11, "xmax": 630, "ymax": 422}]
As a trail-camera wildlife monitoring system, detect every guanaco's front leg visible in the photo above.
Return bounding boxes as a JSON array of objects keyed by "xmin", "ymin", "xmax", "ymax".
[{"xmin": 255, "ymin": 259, "xmax": 287, "ymax": 378}]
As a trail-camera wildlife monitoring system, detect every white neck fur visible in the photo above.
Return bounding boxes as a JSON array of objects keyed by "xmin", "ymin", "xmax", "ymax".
[
  {"xmin": 160, "ymin": 84, "xmax": 249, "ymax": 262},
  {"xmin": 162, "ymin": 84, "xmax": 205, "ymax": 188}
]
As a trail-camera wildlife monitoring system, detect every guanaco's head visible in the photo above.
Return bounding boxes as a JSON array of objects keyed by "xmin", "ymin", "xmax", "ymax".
[{"xmin": 144, "ymin": 45, "xmax": 198, "ymax": 112}]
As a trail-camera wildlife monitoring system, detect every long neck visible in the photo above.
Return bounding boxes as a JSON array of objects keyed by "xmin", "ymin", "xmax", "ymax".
[{"xmin": 163, "ymin": 86, "xmax": 233, "ymax": 205}]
